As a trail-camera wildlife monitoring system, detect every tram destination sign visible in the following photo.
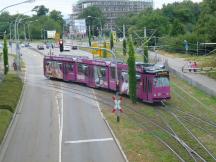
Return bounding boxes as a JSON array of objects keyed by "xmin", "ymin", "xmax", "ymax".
[{"xmin": 157, "ymin": 71, "xmax": 169, "ymax": 76}]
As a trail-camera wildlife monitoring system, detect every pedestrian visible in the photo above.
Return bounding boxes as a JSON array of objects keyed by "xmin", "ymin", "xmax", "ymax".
[
  {"xmin": 193, "ymin": 62, "xmax": 197, "ymax": 72},
  {"xmin": 188, "ymin": 61, "xmax": 192, "ymax": 72},
  {"xmin": 13, "ymin": 61, "xmax": 17, "ymax": 71}
]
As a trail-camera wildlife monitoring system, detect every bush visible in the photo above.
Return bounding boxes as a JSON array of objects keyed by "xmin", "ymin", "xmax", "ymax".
[{"xmin": 159, "ymin": 33, "xmax": 208, "ymax": 55}]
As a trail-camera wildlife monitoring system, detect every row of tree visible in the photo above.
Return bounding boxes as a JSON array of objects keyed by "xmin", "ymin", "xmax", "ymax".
[
  {"xmin": 115, "ymin": 0, "xmax": 216, "ymax": 54},
  {"xmin": 0, "ymin": 5, "xmax": 64, "ymax": 40}
]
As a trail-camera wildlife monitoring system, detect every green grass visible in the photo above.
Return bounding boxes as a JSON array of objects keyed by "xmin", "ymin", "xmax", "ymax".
[
  {"xmin": 0, "ymin": 74, "xmax": 23, "ymax": 144},
  {"xmin": 0, "ymin": 110, "xmax": 12, "ymax": 143},
  {"xmin": 0, "ymin": 74, "xmax": 23, "ymax": 113},
  {"xmin": 207, "ymin": 71, "xmax": 216, "ymax": 79},
  {"xmin": 94, "ymin": 73, "xmax": 216, "ymax": 162}
]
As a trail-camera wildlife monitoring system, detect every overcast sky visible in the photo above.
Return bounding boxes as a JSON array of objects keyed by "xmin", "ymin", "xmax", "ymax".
[{"xmin": 0, "ymin": 0, "xmax": 203, "ymax": 18}]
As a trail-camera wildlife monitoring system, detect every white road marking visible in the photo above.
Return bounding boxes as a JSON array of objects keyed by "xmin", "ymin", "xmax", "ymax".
[
  {"xmin": 64, "ymin": 138, "xmax": 113, "ymax": 144},
  {"xmin": 92, "ymin": 89, "xmax": 105, "ymax": 119},
  {"xmin": 56, "ymin": 89, "xmax": 64, "ymax": 162}
]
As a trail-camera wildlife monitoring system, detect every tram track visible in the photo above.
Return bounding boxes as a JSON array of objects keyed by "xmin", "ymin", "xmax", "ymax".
[
  {"xmin": 32, "ymin": 80, "xmax": 187, "ymax": 161},
  {"xmin": 24, "ymin": 79, "xmax": 216, "ymax": 161},
  {"xmin": 171, "ymin": 89, "xmax": 216, "ymax": 126},
  {"xmin": 45, "ymin": 81, "xmax": 210, "ymax": 161}
]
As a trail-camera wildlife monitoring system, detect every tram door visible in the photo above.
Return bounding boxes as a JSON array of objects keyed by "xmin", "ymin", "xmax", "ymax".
[
  {"xmin": 136, "ymin": 74, "xmax": 142, "ymax": 99},
  {"xmin": 77, "ymin": 63, "xmax": 89, "ymax": 84},
  {"xmin": 88, "ymin": 65, "xmax": 95, "ymax": 87},
  {"xmin": 143, "ymin": 75, "xmax": 153, "ymax": 101},
  {"xmin": 109, "ymin": 66, "xmax": 117, "ymax": 91},
  {"xmin": 64, "ymin": 62, "xmax": 75, "ymax": 81}
]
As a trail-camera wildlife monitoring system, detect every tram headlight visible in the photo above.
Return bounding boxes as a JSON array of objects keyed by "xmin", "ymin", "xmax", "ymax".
[{"xmin": 154, "ymin": 93, "xmax": 156, "ymax": 97}]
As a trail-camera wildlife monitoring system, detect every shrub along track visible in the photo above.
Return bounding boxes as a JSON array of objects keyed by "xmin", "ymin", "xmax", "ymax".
[{"xmin": 35, "ymin": 78, "xmax": 216, "ymax": 162}]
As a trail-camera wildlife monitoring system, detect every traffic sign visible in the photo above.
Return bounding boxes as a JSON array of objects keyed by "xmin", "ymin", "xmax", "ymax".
[
  {"xmin": 112, "ymin": 95, "xmax": 123, "ymax": 122},
  {"xmin": 55, "ymin": 32, "xmax": 60, "ymax": 42}
]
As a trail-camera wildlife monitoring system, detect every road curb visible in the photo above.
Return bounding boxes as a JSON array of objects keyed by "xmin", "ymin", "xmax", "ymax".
[
  {"xmin": 92, "ymin": 90, "xmax": 129, "ymax": 162},
  {"xmin": 167, "ymin": 65, "xmax": 216, "ymax": 97},
  {"xmin": 103, "ymin": 117, "xmax": 129, "ymax": 162},
  {"xmin": 0, "ymin": 69, "xmax": 27, "ymax": 161}
]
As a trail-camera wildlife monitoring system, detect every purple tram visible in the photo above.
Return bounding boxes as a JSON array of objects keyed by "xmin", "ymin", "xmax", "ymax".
[{"xmin": 43, "ymin": 55, "xmax": 171, "ymax": 103}]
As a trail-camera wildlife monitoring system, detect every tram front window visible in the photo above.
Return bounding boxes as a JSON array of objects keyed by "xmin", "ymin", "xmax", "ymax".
[{"xmin": 153, "ymin": 77, "xmax": 169, "ymax": 87}]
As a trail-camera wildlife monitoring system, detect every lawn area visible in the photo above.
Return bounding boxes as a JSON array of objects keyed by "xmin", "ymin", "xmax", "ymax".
[
  {"xmin": 79, "ymin": 41, "xmax": 216, "ymax": 161},
  {"xmin": 0, "ymin": 74, "xmax": 23, "ymax": 144},
  {"xmin": 0, "ymin": 110, "xmax": 12, "ymax": 143},
  {"xmin": 94, "ymin": 74, "xmax": 216, "ymax": 162}
]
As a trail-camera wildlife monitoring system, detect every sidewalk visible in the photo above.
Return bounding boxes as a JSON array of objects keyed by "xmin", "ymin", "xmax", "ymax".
[{"xmin": 149, "ymin": 51, "xmax": 216, "ymax": 97}]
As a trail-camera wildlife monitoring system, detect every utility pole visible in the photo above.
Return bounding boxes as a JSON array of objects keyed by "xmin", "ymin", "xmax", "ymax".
[
  {"xmin": 143, "ymin": 27, "xmax": 148, "ymax": 63},
  {"xmin": 9, "ymin": 22, "xmax": 13, "ymax": 55},
  {"xmin": 23, "ymin": 24, "xmax": 27, "ymax": 43},
  {"xmin": 144, "ymin": 27, "xmax": 146, "ymax": 38},
  {"xmin": 43, "ymin": 29, "xmax": 46, "ymax": 43},
  {"xmin": 197, "ymin": 42, "xmax": 199, "ymax": 56},
  {"xmin": 111, "ymin": 18, "xmax": 113, "ymax": 31},
  {"xmin": 123, "ymin": 24, "xmax": 125, "ymax": 39},
  {"xmin": 28, "ymin": 23, "xmax": 30, "ymax": 41}
]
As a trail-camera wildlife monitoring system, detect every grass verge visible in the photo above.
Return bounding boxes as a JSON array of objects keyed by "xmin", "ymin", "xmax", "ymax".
[
  {"xmin": 94, "ymin": 74, "xmax": 216, "ymax": 162},
  {"xmin": 0, "ymin": 110, "xmax": 12, "ymax": 143},
  {"xmin": 0, "ymin": 74, "xmax": 23, "ymax": 144}
]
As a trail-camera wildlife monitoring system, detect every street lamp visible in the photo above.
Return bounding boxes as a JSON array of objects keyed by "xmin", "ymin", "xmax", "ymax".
[
  {"xmin": 27, "ymin": 19, "xmax": 38, "ymax": 41},
  {"xmin": 0, "ymin": 0, "xmax": 35, "ymax": 13},
  {"xmin": 17, "ymin": 17, "xmax": 31, "ymax": 41},
  {"xmin": 87, "ymin": 15, "xmax": 103, "ymax": 49}
]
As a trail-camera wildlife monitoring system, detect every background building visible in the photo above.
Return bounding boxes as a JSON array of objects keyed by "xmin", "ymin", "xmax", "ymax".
[{"xmin": 71, "ymin": 0, "xmax": 153, "ymax": 29}]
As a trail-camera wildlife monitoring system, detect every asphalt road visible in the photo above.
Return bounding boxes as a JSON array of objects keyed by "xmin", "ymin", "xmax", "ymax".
[{"xmin": 0, "ymin": 47, "xmax": 125, "ymax": 162}]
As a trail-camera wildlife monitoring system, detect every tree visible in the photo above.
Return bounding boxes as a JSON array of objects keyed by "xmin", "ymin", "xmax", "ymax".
[
  {"xmin": 170, "ymin": 19, "xmax": 185, "ymax": 36},
  {"xmin": 30, "ymin": 16, "xmax": 62, "ymax": 39},
  {"xmin": 127, "ymin": 35, "xmax": 136, "ymax": 103},
  {"xmin": 123, "ymin": 39, "xmax": 127, "ymax": 56},
  {"xmin": 78, "ymin": 6, "xmax": 105, "ymax": 37},
  {"xmin": 195, "ymin": 0, "xmax": 216, "ymax": 42},
  {"xmin": 110, "ymin": 32, "xmax": 114, "ymax": 50},
  {"xmin": 49, "ymin": 10, "xmax": 63, "ymax": 21},
  {"xmin": 144, "ymin": 37, "xmax": 148, "ymax": 63},
  {"xmin": 32, "ymin": 5, "xmax": 49, "ymax": 16},
  {"xmin": 3, "ymin": 35, "xmax": 9, "ymax": 75}
]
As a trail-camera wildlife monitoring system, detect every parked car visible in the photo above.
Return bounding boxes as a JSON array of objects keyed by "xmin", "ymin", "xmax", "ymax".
[
  {"xmin": 37, "ymin": 44, "xmax": 45, "ymax": 50},
  {"xmin": 64, "ymin": 45, "xmax": 71, "ymax": 51},
  {"xmin": 72, "ymin": 42, "xmax": 78, "ymax": 50},
  {"xmin": 25, "ymin": 43, "xmax": 30, "ymax": 47},
  {"xmin": 20, "ymin": 43, "xmax": 25, "ymax": 47}
]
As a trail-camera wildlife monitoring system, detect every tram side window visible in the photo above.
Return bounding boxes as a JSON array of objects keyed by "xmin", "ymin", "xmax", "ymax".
[
  {"xmin": 95, "ymin": 66, "xmax": 106, "ymax": 80},
  {"xmin": 111, "ymin": 67, "xmax": 116, "ymax": 80},
  {"xmin": 136, "ymin": 74, "xmax": 141, "ymax": 82},
  {"xmin": 66, "ymin": 64, "xmax": 73, "ymax": 72},
  {"xmin": 58, "ymin": 63, "xmax": 63, "ymax": 70},
  {"xmin": 46, "ymin": 61, "xmax": 51, "ymax": 66},
  {"xmin": 148, "ymin": 79, "xmax": 152, "ymax": 92},
  {"xmin": 78, "ymin": 64, "xmax": 88, "ymax": 76},
  {"xmin": 143, "ymin": 77, "xmax": 147, "ymax": 92},
  {"xmin": 153, "ymin": 77, "xmax": 169, "ymax": 87}
]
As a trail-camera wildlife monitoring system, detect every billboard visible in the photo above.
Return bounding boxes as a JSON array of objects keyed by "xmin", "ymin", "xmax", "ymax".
[
  {"xmin": 47, "ymin": 30, "xmax": 56, "ymax": 39},
  {"xmin": 74, "ymin": 19, "xmax": 86, "ymax": 34}
]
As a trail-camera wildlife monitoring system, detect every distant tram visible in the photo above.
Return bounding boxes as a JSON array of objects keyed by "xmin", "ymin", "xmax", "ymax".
[{"xmin": 44, "ymin": 55, "xmax": 171, "ymax": 103}]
